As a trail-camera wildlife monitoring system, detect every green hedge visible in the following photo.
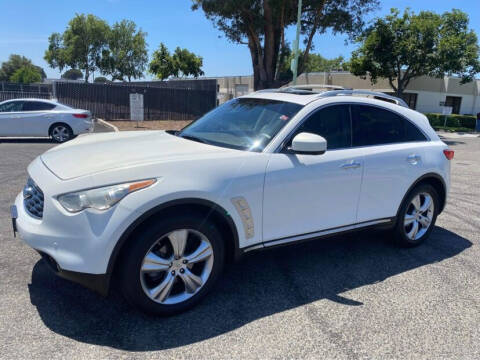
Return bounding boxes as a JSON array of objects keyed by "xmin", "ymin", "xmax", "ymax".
[{"xmin": 425, "ymin": 113, "xmax": 476, "ymax": 129}]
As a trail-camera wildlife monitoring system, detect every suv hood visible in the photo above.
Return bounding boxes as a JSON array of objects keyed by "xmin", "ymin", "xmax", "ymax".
[{"xmin": 41, "ymin": 131, "xmax": 235, "ymax": 180}]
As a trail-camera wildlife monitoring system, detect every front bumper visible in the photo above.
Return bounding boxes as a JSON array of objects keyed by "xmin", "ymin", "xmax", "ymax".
[
  {"xmin": 13, "ymin": 157, "xmax": 146, "ymax": 278},
  {"xmin": 37, "ymin": 250, "xmax": 109, "ymax": 296},
  {"xmin": 14, "ymin": 187, "xmax": 136, "ymax": 274}
]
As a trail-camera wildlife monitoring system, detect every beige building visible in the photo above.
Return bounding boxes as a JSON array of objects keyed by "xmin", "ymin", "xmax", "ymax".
[{"xmin": 212, "ymin": 72, "xmax": 480, "ymax": 115}]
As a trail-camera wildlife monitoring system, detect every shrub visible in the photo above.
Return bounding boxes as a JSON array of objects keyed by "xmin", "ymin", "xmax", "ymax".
[
  {"xmin": 425, "ymin": 113, "xmax": 476, "ymax": 129},
  {"xmin": 93, "ymin": 76, "xmax": 109, "ymax": 83}
]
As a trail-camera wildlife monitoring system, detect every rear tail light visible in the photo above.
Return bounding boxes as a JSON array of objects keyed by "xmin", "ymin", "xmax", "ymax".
[
  {"xmin": 443, "ymin": 149, "xmax": 454, "ymax": 160},
  {"xmin": 73, "ymin": 113, "xmax": 89, "ymax": 118}
]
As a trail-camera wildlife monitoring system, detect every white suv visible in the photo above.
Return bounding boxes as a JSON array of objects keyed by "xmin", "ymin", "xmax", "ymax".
[{"xmin": 12, "ymin": 89, "xmax": 453, "ymax": 315}]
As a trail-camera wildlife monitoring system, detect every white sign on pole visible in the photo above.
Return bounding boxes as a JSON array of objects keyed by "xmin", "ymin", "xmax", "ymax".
[
  {"xmin": 129, "ymin": 93, "xmax": 144, "ymax": 121},
  {"xmin": 441, "ymin": 106, "xmax": 452, "ymax": 115},
  {"xmin": 441, "ymin": 106, "xmax": 453, "ymax": 127}
]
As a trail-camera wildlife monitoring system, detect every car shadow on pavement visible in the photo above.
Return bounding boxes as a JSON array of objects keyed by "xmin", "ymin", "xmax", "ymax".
[
  {"xmin": 28, "ymin": 226, "xmax": 471, "ymax": 351},
  {"xmin": 442, "ymin": 140, "xmax": 466, "ymax": 146},
  {"xmin": 0, "ymin": 138, "xmax": 53, "ymax": 144}
]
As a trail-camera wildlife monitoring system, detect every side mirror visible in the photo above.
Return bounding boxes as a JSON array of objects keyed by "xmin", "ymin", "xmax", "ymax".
[{"xmin": 290, "ymin": 132, "xmax": 327, "ymax": 155}]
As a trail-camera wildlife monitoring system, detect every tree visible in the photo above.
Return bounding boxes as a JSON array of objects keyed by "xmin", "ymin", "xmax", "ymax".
[
  {"xmin": 44, "ymin": 33, "xmax": 67, "ymax": 74},
  {"xmin": 277, "ymin": 47, "xmax": 349, "ymax": 81},
  {"xmin": 45, "ymin": 14, "xmax": 110, "ymax": 82},
  {"xmin": 149, "ymin": 43, "xmax": 204, "ymax": 79},
  {"xmin": 102, "ymin": 20, "xmax": 148, "ymax": 81},
  {"xmin": 0, "ymin": 54, "xmax": 46, "ymax": 82},
  {"xmin": 350, "ymin": 8, "xmax": 480, "ymax": 97},
  {"xmin": 9, "ymin": 65, "xmax": 42, "ymax": 84},
  {"xmin": 61, "ymin": 68, "xmax": 83, "ymax": 80},
  {"xmin": 304, "ymin": 54, "xmax": 348, "ymax": 72},
  {"xmin": 172, "ymin": 47, "xmax": 205, "ymax": 78},
  {"xmin": 149, "ymin": 43, "xmax": 174, "ymax": 80},
  {"xmin": 192, "ymin": 0, "xmax": 378, "ymax": 90}
]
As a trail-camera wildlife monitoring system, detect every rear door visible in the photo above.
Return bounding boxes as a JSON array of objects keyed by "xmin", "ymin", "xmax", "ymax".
[
  {"xmin": 0, "ymin": 100, "xmax": 25, "ymax": 136},
  {"xmin": 21, "ymin": 101, "xmax": 57, "ymax": 136},
  {"xmin": 352, "ymin": 104, "xmax": 429, "ymax": 222}
]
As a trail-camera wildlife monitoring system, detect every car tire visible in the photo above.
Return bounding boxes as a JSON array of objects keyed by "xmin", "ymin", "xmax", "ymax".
[
  {"xmin": 119, "ymin": 213, "xmax": 225, "ymax": 316},
  {"xmin": 393, "ymin": 184, "xmax": 439, "ymax": 247},
  {"xmin": 50, "ymin": 123, "xmax": 73, "ymax": 143}
]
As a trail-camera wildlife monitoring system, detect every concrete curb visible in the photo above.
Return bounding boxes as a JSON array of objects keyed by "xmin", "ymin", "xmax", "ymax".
[{"xmin": 96, "ymin": 118, "xmax": 119, "ymax": 132}]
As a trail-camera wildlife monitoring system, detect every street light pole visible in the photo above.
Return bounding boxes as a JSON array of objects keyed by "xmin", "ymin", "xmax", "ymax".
[{"xmin": 291, "ymin": 0, "xmax": 302, "ymax": 86}]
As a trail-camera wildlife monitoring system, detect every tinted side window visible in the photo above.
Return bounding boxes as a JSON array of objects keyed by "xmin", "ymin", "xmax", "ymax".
[
  {"xmin": 23, "ymin": 101, "xmax": 56, "ymax": 111},
  {"xmin": 352, "ymin": 105, "xmax": 426, "ymax": 146},
  {"xmin": 294, "ymin": 105, "xmax": 351, "ymax": 150},
  {"xmin": 0, "ymin": 101, "xmax": 24, "ymax": 112},
  {"xmin": 404, "ymin": 118, "xmax": 427, "ymax": 141}
]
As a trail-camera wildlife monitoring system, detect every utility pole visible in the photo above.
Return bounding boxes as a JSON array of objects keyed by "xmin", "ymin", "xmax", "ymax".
[{"xmin": 291, "ymin": 0, "xmax": 302, "ymax": 85}]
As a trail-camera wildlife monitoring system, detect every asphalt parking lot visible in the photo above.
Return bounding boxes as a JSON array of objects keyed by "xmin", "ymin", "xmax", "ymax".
[{"xmin": 0, "ymin": 133, "xmax": 479, "ymax": 359}]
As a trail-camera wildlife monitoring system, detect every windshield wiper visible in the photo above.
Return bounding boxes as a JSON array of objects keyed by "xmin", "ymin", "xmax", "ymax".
[{"xmin": 180, "ymin": 134, "xmax": 209, "ymax": 145}]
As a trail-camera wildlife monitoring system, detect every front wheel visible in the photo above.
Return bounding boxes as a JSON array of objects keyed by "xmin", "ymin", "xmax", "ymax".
[
  {"xmin": 393, "ymin": 184, "xmax": 439, "ymax": 247},
  {"xmin": 120, "ymin": 214, "xmax": 225, "ymax": 315}
]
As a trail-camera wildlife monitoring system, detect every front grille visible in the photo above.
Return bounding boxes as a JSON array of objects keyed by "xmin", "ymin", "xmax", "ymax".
[{"xmin": 23, "ymin": 178, "xmax": 44, "ymax": 219}]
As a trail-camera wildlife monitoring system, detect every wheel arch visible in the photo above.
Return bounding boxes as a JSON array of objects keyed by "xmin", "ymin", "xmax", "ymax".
[
  {"xmin": 396, "ymin": 172, "xmax": 447, "ymax": 218},
  {"xmin": 105, "ymin": 198, "xmax": 241, "ymax": 292}
]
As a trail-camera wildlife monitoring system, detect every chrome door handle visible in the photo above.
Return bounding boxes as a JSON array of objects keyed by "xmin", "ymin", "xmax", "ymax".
[
  {"xmin": 407, "ymin": 154, "xmax": 421, "ymax": 164},
  {"xmin": 341, "ymin": 160, "xmax": 361, "ymax": 170}
]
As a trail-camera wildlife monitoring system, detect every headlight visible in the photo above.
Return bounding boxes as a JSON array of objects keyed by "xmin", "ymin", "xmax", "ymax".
[{"xmin": 57, "ymin": 179, "xmax": 156, "ymax": 213}]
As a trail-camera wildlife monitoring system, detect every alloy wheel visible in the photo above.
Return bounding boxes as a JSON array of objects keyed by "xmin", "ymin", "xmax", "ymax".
[
  {"xmin": 403, "ymin": 192, "xmax": 434, "ymax": 241},
  {"xmin": 140, "ymin": 229, "xmax": 214, "ymax": 305},
  {"xmin": 51, "ymin": 125, "xmax": 70, "ymax": 142}
]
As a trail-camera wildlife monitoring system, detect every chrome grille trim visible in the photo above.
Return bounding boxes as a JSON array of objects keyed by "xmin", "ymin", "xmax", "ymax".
[{"xmin": 23, "ymin": 178, "xmax": 44, "ymax": 219}]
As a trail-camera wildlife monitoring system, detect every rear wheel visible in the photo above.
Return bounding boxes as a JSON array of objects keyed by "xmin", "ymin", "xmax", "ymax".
[
  {"xmin": 50, "ymin": 123, "xmax": 73, "ymax": 143},
  {"xmin": 120, "ymin": 214, "xmax": 225, "ymax": 315},
  {"xmin": 393, "ymin": 184, "xmax": 439, "ymax": 247}
]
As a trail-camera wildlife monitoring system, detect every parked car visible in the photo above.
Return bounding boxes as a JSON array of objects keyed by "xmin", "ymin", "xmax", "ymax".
[
  {"xmin": 11, "ymin": 88, "xmax": 453, "ymax": 315},
  {"xmin": 0, "ymin": 98, "xmax": 92, "ymax": 142}
]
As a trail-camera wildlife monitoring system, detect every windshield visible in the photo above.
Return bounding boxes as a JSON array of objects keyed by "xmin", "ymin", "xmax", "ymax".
[{"xmin": 179, "ymin": 98, "xmax": 303, "ymax": 151}]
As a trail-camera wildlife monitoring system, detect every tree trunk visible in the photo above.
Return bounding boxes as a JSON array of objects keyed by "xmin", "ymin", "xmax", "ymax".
[
  {"xmin": 262, "ymin": 1, "xmax": 276, "ymax": 89},
  {"xmin": 396, "ymin": 77, "xmax": 404, "ymax": 98},
  {"xmin": 84, "ymin": 68, "xmax": 89, "ymax": 83}
]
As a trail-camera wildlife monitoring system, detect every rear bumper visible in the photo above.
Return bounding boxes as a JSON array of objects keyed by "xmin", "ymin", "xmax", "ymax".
[
  {"xmin": 37, "ymin": 250, "xmax": 109, "ymax": 296},
  {"xmin": 71, "ymin": 118, "xmax": 94, "ymax": 135}
]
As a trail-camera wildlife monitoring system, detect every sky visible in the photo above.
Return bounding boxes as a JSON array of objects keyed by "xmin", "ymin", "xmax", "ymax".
[{"xmin": 0, "ymin": 0, "xmax": 479, "ymax": 79}]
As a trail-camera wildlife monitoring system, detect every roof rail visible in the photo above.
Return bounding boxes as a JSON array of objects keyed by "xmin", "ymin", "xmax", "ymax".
[
  {"xmin": 317, "ymin": 90, "xmax": 408, "ymax": 107},
  {"xmin": 255, "ymin": 88, "xmax": 322, "ymax": 95},
  {"xmin": 283, "ymin": 84, "xmax": 346, "ymax": 91}
]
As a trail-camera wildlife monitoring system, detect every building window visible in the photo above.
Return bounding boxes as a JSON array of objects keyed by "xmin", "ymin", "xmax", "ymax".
[
  {"xmin": 445, "ymin": 96, "xmax": 462, "ymax": 114},
  {"xmin": 386, "ymin": 92, "xmax": 417, "ymax": 109},
  {"xmin": 234, "ymin": 84, "xmax": 249, "ymax": 98},
  {"xmin": 402, "ymin": 93, "xmax": 418, "ymax": 109}
]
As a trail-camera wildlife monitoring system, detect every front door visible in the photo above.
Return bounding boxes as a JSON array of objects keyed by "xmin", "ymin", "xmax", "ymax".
[
  {"xmin": 0, "ymin": 100, "xmax": 25, "ymax": 136},
  {"xmin": 262, "ymin": 104, "xmax": 364, "ymax": 242}
]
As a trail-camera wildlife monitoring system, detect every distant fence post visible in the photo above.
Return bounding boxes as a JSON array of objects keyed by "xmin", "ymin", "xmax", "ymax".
[{"xmin": 52, "ymin": 80, "xmax": 56, "ymax": 99}]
